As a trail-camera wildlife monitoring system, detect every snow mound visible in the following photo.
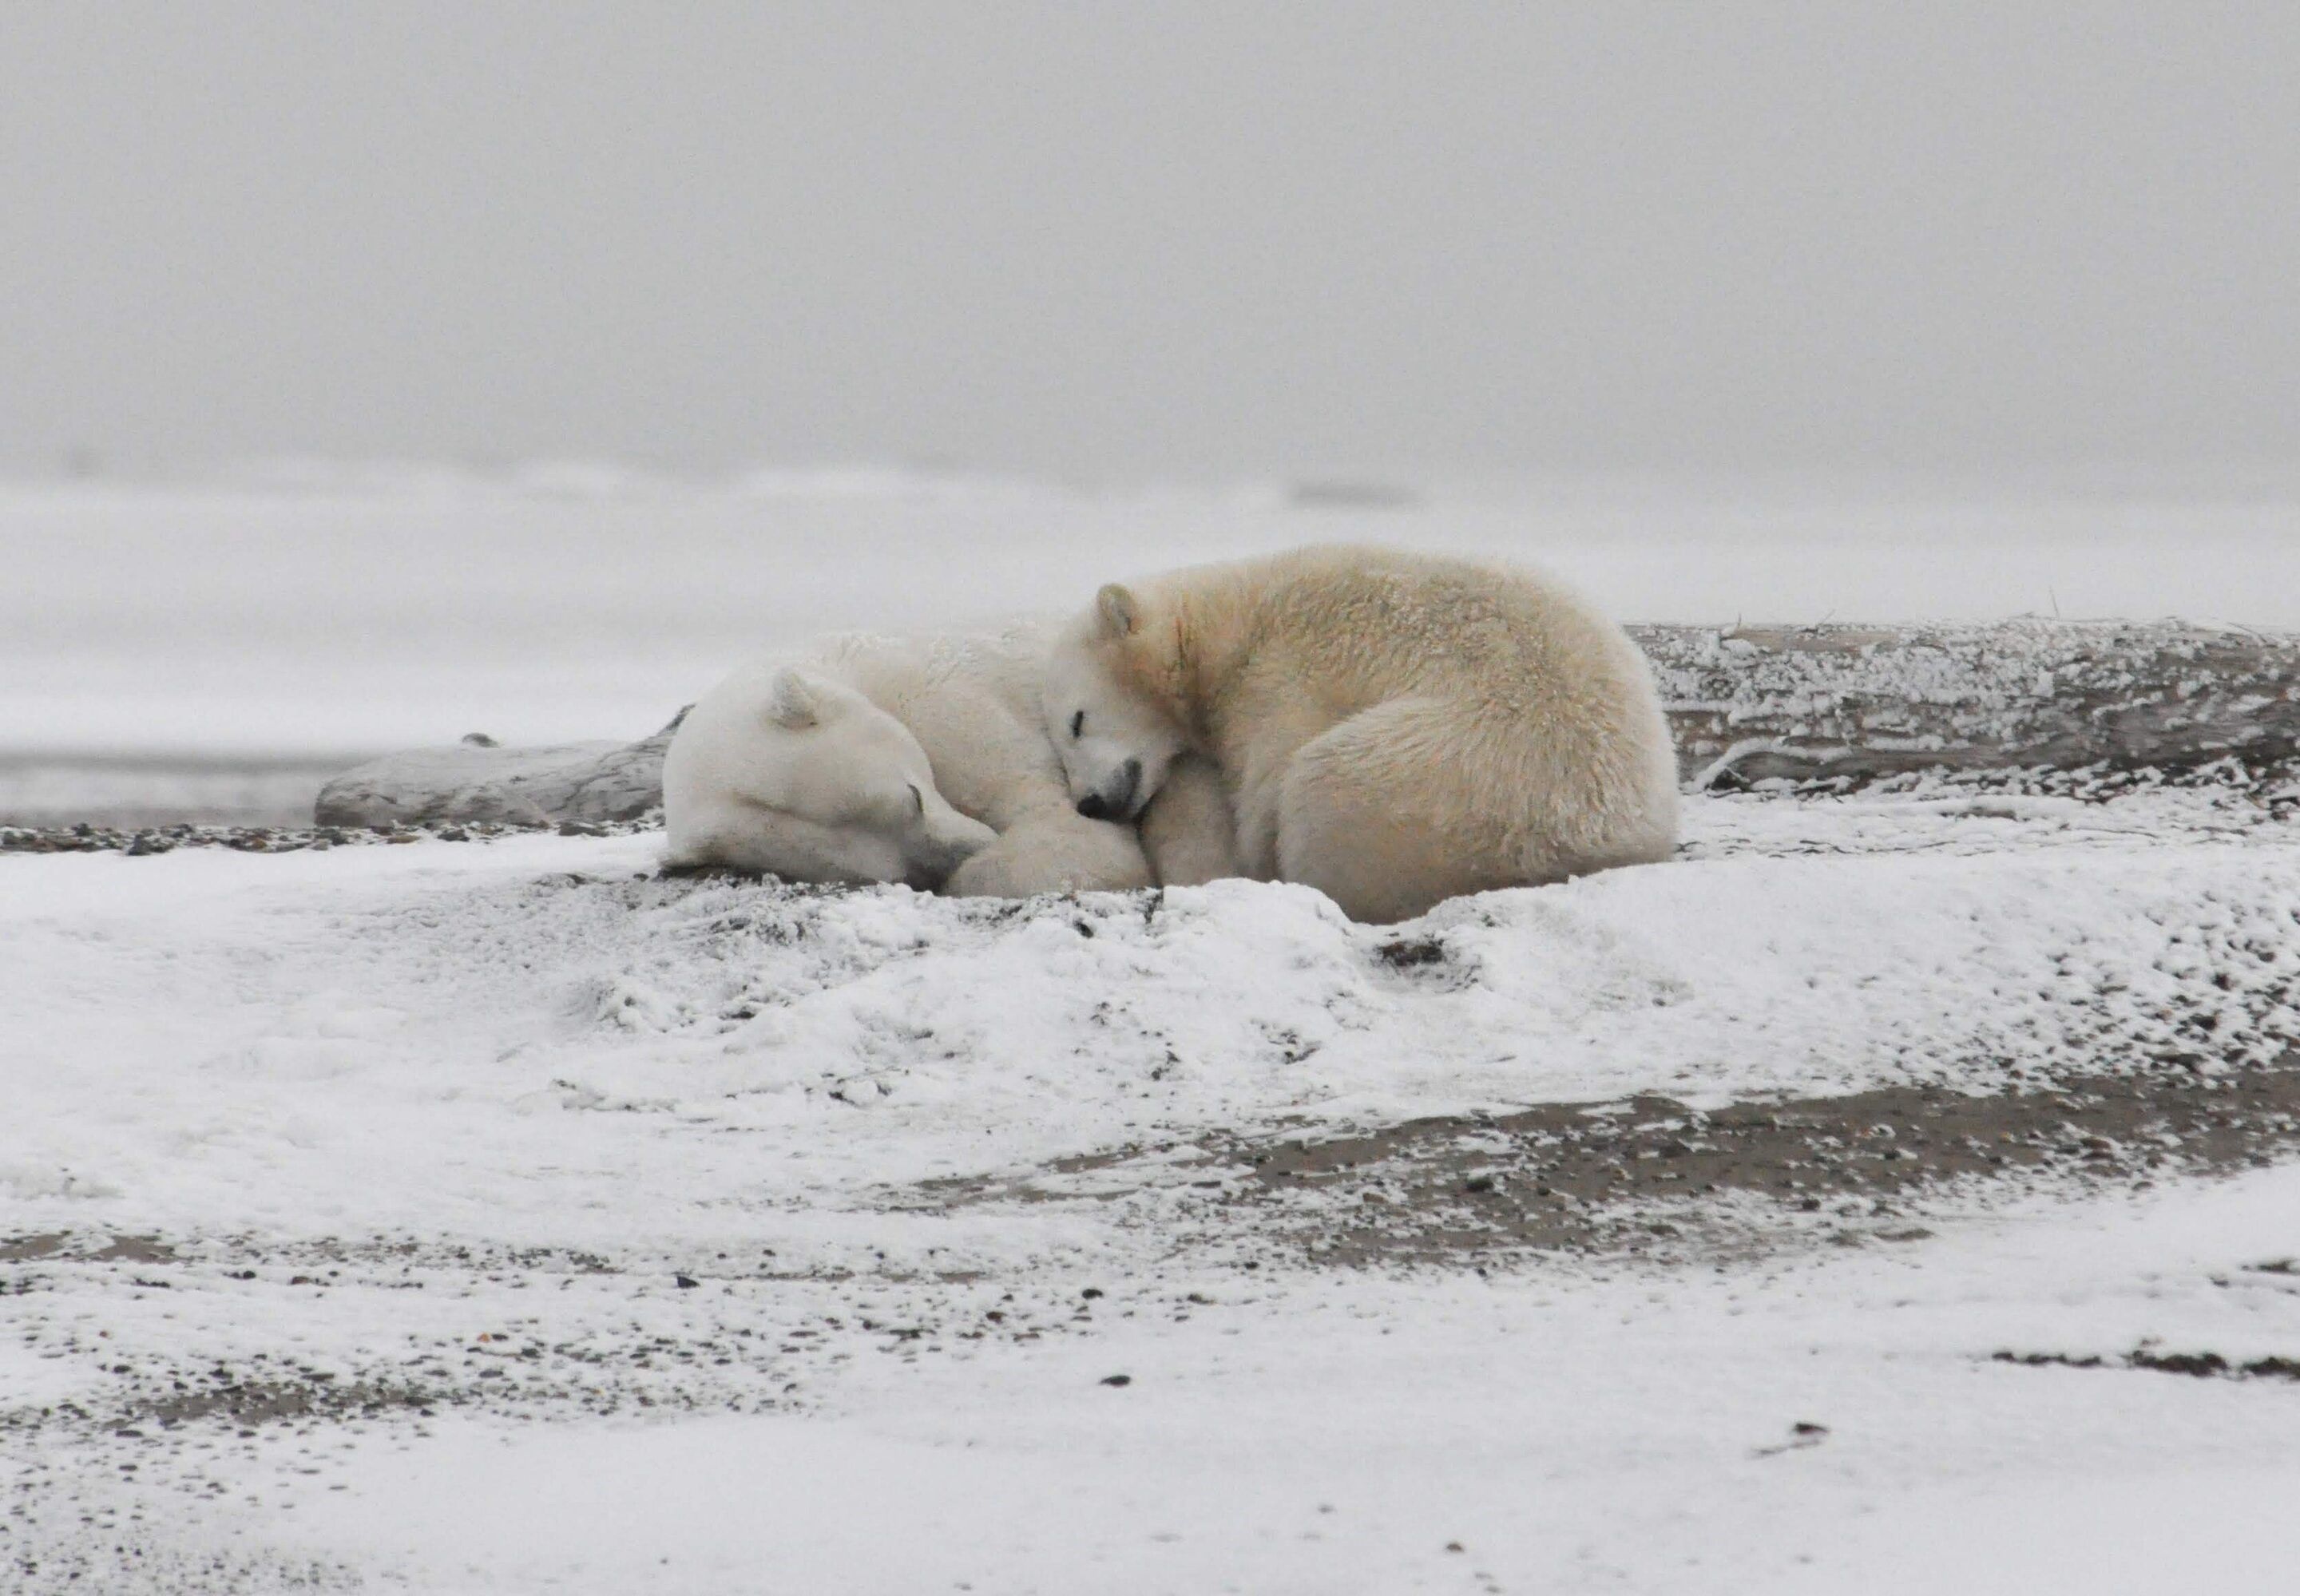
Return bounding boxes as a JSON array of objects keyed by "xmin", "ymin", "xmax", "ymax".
[{"xmin": 2, "ymin": 794, "xmax": 2294, "ymax": 1258}]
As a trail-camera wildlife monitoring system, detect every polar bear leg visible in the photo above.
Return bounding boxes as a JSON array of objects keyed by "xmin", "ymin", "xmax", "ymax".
[
  {"xmin": 1140, "ymin": 755, "xmax": 1243, "ymax": 886},
  {"xmin": 1274, "ymin": 698, "xmax": 1509, "ymax": 924},
  {"xmin": 942, "ymin": 810, "xmax": 1152, "ymax": 898}
]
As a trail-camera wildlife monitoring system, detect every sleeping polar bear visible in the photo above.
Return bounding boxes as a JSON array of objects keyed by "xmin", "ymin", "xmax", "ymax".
[
  {"xmin": 1041, "ymin": 545, "xmax": 1679, "ymax": 923},
  {"xmin": 662, "ymin": 621, "xmax": 1235, "ymax": 897}
]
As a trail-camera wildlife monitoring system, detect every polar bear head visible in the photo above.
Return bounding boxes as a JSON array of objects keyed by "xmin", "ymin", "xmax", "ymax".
[
  {"xmin": 1042, "ymin": 583, "xmax": 1187, "ymax": 823},
  {"xmin": 663, "ymin": 663, "xmax": 997, "ymax": 887}
]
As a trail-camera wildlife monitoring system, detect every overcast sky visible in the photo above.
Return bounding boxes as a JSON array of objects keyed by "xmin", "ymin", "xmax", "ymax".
[{"xmin": 3, "ymin": 2, "xmax": 2296, "ymax": 482}]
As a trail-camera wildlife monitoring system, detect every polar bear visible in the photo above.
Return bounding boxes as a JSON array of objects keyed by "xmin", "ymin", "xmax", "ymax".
[
  {"xmin": 1041, "ymin": 545, "xmax": 1679, "ymax": 922},
  {"xmin": 664, "ymin": 622, "xmax": 1234, "ymax": 896}
]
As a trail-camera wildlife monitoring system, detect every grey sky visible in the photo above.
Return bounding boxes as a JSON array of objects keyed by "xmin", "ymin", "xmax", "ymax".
[{"xmin": 3, "ymin": 2, "xmax": 2296, "ymax": 481}]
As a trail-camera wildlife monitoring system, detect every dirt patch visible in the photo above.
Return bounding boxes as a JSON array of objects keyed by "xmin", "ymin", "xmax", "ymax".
[
  {"xmin": 901, "ymin": 1043, "xmax": 2298, "ymax": 1267},
  {"xmin": 130, "ymin": 1376, "xmax": 438, "ymax": 1430},
  {"xmin": 1994, "ymin": 1348, "xmax": 2300, "ymax": 1381},
  {"xmin": 902, "ymin": 1047, "xmax": 2300, "ymax": 1266},
  {"xmin": 897, "ymin": 1051, "xmax": 2300, "ymax": 1267},
  {"xmin": 1217, "ymin": 1051, "xmax": 2300, "ymax": 1265},
  {"xmin": 8, "ymin": 1538, "xmax": 360, "ymax": 1596}
]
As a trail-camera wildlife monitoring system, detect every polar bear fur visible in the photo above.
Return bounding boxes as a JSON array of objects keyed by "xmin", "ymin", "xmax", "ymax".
[
  {"xmin": 1041, "ymin": 545, "xmax": 1679, "ymax": 922},
  {"xmin": 664, "ymin": 622, "xmax": 1231, "ymax": 897}
]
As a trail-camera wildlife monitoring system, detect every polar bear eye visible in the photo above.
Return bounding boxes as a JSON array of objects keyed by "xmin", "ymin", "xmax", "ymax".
[
  {"xmin": 1069, "ymin": 711, "xmax": 1085, "ymax": 739},
  {"xmin": 907, "ymin": 782, "xmax": 925, "ymax": 818}
]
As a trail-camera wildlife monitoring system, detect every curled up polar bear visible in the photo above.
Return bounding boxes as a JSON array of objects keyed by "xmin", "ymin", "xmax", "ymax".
[
  {"xmin": 662, "ymin": 621, "xmax": 1233, "ymax": 897},
  {"xmin": 1041, "ymin": 545, "xmax": 1680, "ymax": 923}
]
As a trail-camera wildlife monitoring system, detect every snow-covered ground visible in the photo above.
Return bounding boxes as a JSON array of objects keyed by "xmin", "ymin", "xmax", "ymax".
[
  {"xmin": 6, "ymin": 791, "xmax": 2298, "ymax": 1247},
  {"xmin": 6, "ymin": 788, "xmax": 2298, "ymax": 1592},
  {"xmin": 264, "ymin": 1170, "xmax": 2300, "ymax": 1596},
  {"xmin": 5, "ymin": 474, "xmax": 2300, "ymax": 1592}
]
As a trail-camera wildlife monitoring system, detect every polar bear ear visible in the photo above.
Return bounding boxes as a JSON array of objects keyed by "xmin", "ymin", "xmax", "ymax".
[
  {"xmin": 764, "ymin": 667, "xmax": 823, "ymax": 731},
  {"xmin": 1095, "ymin": 583, "xmax": 1140, "ymax": 640}
]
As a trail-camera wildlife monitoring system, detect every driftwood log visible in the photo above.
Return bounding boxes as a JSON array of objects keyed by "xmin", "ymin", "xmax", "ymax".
[
  {"xmin": 313, "ymin": 715, "xmax": 684, "ymax": 829},
  {"xmin": 1638, "ymin": 619, "xmax": 2300, "ymax": 787},
  {"xmin": 313, "ymin": 620, "xmax": 2300, "ymax": 826}
]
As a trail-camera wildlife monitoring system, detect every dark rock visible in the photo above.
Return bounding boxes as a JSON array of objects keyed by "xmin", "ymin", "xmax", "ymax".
[
  {"xmin": 1375, "ymin": 937, "xmax": 1446, "ymax": 969},
  {"xmin": 2129, "ymin": 1348, "xmax": 2229, "ymax": 1378}
]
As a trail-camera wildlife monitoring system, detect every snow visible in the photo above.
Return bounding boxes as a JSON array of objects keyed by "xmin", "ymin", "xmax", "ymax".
[
  {"xmin": 4, "ymin": 786, "xmax": 2299, "ymax": 1590},
  {"xmin": 6, "ymin": 472, "xmax": 2300, "ymax": 1591},
  {"xmin": 179, "ymin": 1166, "xmax": 2300, "ymax": 1593},
  {"xmin": 3, "ymin": 795, "xmax": 2293, "ymax": 1254}
]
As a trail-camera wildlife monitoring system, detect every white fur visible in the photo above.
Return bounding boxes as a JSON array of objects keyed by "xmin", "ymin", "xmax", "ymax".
[
  {"xmin": 1042, "ymin": 545, "xmax": 1680, "ymax": 922},
  {"xmin": 665, "ymin": 621, "xmax": 1225, "ymax": 897}
]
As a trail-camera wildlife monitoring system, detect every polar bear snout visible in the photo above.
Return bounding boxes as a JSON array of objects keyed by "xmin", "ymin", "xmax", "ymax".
[{"xmin": 1074, "ymin": 758, "xmax": 1142, "ymax": 822}]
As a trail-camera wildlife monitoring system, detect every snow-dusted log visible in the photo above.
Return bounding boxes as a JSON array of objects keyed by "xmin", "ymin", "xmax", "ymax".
[
  {"xmin": 1636, "ymin": 620, "xmax": 2300, "ymax": 786},
  {"xmin": 311, "ymin": 620, "xmax": 2300, "ymax": 825},
  {"xmin": 311, "ymin": 714, "xmax": 684, "ymax": 828}
]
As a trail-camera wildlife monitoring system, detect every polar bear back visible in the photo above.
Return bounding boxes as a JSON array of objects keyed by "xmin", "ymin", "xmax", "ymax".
[{"xmin": 1097, "ymin": 545, "xmax": 1679, "ymax": 917}]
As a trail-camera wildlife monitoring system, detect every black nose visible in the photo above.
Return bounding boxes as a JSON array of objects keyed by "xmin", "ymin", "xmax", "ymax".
[{"xmin": 1076, "ymin": 758, "xmax": 1143, "ymax": 822}]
